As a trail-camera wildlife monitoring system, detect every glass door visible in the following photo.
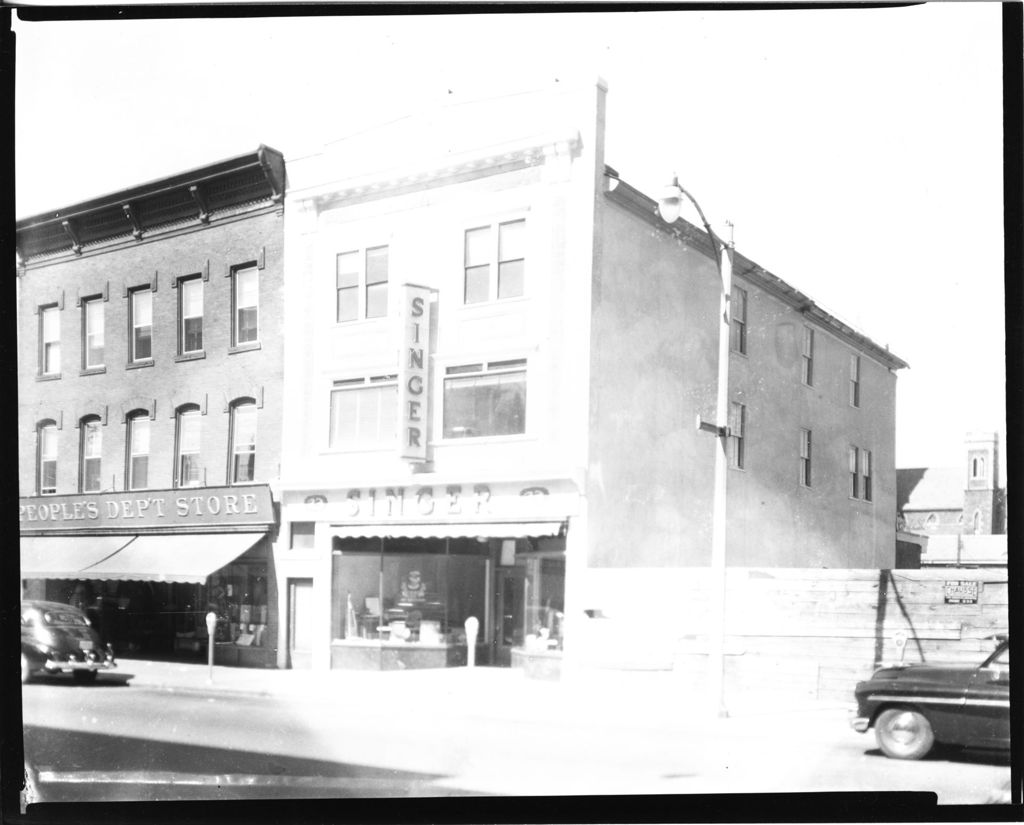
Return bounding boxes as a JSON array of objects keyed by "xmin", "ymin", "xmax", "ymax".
[
  {"xmin": 494, "ymin": 563, "xmax": 526, "ymax": 666},
  {"xmin": 288, "ymin": 578, "xmax": 314, "ymax": 669}
]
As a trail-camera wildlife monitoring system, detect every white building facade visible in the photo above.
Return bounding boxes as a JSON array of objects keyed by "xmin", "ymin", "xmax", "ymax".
[{"xmin": 274, "ymin": 84, "xmax": 606, "ymax": 670}]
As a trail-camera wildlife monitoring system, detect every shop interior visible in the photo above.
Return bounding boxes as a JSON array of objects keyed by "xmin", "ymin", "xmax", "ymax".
[
  {"xmin": 330, "ymin": 535, "xmax": 565, "ymax": 668},
  {"xmin": 37, "ymin": 544, "xmax": 277, "ymax": 667}
]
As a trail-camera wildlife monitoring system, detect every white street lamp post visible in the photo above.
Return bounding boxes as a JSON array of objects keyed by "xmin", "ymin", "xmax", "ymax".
[{"xmin": 658, "ymin": 176, "xmax": 732, "ymax": 718}]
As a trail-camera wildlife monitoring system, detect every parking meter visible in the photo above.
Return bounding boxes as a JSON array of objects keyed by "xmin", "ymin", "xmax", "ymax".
[
  {"xmin": 206, "ymin": 611, "xmax": 217, "ymax": 683},
  {"xmin": 464, "ymin": 616, "xmax": 479, "ymax": 668}
]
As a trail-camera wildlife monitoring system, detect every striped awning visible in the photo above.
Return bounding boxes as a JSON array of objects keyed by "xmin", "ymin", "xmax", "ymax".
[
  {"xmin": 21, "ymin": 532, "xmax": 265, "ymax": 584},
  {"xmin": 21, "ymin": 535, "xmax": 133, "ymax": 579}
]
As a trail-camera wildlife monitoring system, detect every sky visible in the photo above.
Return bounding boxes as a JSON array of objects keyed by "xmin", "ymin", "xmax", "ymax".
[{"xmin": 12, "ymin": 6, "xmax": 1006, "ymax": 476}]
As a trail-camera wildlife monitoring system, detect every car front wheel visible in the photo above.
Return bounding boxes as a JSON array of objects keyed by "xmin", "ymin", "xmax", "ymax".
[{"xmin": 875, "ymin": 707, "xmax": 935, "ymax": 759}]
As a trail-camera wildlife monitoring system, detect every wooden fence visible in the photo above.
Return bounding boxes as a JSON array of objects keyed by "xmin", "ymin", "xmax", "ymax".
[{"xmin": 572, "ymin": 567, "xmax": 1009, "ymax": 701}]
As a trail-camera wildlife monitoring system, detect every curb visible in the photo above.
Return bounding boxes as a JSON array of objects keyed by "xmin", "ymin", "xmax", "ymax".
[{"xmin": 132, "ymin": 683, "xmax": 275, "ymax": 701}]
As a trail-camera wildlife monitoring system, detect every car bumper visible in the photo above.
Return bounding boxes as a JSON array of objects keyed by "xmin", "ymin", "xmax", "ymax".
[
  {"xmin": 44, "ymin": 658, "xmax": 116, "ymax": 672},
  {"xmin": 850, "ymin": 716, "xmax": 871, "ymax": 733},
  {"xmin": 44, "ymin": 659, "xmax": 116, "ymax": 673}
]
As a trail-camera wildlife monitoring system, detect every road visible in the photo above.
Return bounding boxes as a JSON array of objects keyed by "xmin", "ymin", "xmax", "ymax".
[{"xmin": 21, "ymin": 673, "xmax": 1011, "ymax": 805}]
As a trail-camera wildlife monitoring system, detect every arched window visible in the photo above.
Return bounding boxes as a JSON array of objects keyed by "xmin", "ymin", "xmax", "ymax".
[
  {"xmin": 925, "ymin": 514, "xmax": 938, "ymax": 529},
  {"xmin": 229, "ymin": 401, "xmax": 257, "ymax": 484},
  {"xmin": 37, "ymin": 421, "xmax": 58, "ymax": 495},
  {"xmin": 80, "ymin": 417, "xmax": 103, "ymax": 492},
  {"xmin": 126, "ymin": 412, "xmax": 151, "ymax": 491},
  {"xmin": 973, "ymin": 510, "xmax": 982, "ymax": 535},
  {"xmin": 175, "ymin": 406, "xmax": 202, "ymax": 488},
  {"xmin": 972, "ymin": 457, "xmax": 986, "ymax": 480}
]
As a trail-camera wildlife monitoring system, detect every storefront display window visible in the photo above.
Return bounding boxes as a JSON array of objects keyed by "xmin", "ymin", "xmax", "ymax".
[
  {"xmin": 209, "ymin": 563, "xmax": 270, "ymax": 647},
  {"xmin": 523, "ymin": 555, "xmax": 565, "ymax": 651},
  {"xmin": 47, "ymin": 562, "xmax": 272, "ymax": 660},
  {"xmin": 331, "ymin": 538, "xmax": 487, "ymax": 648},
  {"xmin": 329, "ymin": 533, "xmax": 566, "ymax": 670}
]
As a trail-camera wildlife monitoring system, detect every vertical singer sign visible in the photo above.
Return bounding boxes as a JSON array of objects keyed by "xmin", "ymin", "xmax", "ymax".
[{"xmin": 399, "ymin": 284, "xmax": 431, "ymax": 462}]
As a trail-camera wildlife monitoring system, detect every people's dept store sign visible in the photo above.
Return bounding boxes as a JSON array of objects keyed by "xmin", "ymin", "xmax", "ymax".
[{"xmin": 19, "ymin": 485, "xmax": 274, "ymax": 532}]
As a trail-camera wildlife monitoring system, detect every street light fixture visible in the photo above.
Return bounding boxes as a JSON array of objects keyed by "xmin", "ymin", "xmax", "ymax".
[{"xmin": 658, "ymin": 175, "xmax": 732, "ymax": 718}]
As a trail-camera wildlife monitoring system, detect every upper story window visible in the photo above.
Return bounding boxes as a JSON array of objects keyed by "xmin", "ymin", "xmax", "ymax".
[
  {"xmin": 849, "ymin": 354, "xmax": 861, "ymax": 407},
  {"xmin": 126, "ymin": 412, "xmax": 150, "ymax": 491},
  {"xmin": 729, "ymin": 402, "xmax": 746, "ymax": 470},
  {"xmin": 464, "ymin": 219, "xmax": 525, "ymax": 304},
  {"xmin": 83, "ymin": 298, "xmax": 104, "ymax": 369},
  {"xmin": 39, "ymin": 305, "xmax": 61, "ymax": 375},
  {"xmin": 801, "ymin": 327, "xmax": 814, "ymax": 386},
  {"xmin": 232, "ymin": 266, "xmax": 259, "ymax": 346},
  {"xmin": 229, "ymin": 401, "xmax": 258, "ymax": 483},
  {"xmin": 971, "ymin": 456, "xmax": 986, "ymax": 479},
  {"xmin": 443, "ymin": 359, "xmax": 526, "ymax": 439},
  {"xmin": 290, "ymin": 522, "xmax": 315, "ymax": 550},
  {"xmin": 336, "ymin": 246, "xmax": 389, "ymax": 322},
  {"xmin": 80, "ymin": 417, "xmax": 103, "ymax": 493},
  {"xmin": 179, "ymin": 276, "xmax": 204, "ymax": 354},
  {"xmin": 799, "ymin": 428, "xmax": 812, "ymax": 487},
  {"xmin": 175, "ymin": 406, "xmax": 202, "ymax": 488},
  {"xmin": 130, "ymin": 288, "xmax": 153, "ymax": 362},
  {"xmin": 329, "ymin": 376, "xmax": 398, "ymax": 450},
  {"xmin": 730, "ymin": 287, "xmax": 747, "ymax": 355},
  {"xmin": 861, "ymin": 448, "xmax": 872, "ymax": 502},
  {"xmin": 849, "ymin": 446, "xmax": 860, "ymax": 498},
  {"xmin": 38, "ymin": 421, "xmax": 58, "ymax": 495}
]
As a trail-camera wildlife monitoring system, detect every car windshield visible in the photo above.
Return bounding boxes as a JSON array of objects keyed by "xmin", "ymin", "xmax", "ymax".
[{"xmin": 41, "ymin": 610, "xmax": 89, "ymax": 627}]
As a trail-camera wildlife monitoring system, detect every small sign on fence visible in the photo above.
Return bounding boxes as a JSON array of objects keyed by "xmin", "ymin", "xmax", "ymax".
[{"xmin": 943, "ymin": 580, "xmax": 980, "ymax": 604}]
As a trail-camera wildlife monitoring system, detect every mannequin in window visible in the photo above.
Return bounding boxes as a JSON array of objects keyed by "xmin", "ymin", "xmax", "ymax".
[{"xmin": 399, "ymin": 569, "xmax": 427, "ymax": 642}]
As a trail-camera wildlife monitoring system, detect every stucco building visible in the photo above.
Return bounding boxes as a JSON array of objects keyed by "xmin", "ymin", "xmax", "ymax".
[
  {"xmin": 17, "ymin": 147, "xmax": 287, "ymax": 667},
  {"xmin": 276, "ymin": 81, "xmax": 908, "ymax": 673}
]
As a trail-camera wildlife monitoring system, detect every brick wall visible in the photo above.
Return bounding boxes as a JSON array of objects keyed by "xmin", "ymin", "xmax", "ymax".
[
  {"xmin": 963, "ymin": 488, "xmax": 998, "ymax": 534},
  {"xmin": 18, "ymin": 208, "xmax": 285, "ymax": 495},
  {"xmin": 902, "ymin": 509, "xmax": 963, "ymax": 533}
]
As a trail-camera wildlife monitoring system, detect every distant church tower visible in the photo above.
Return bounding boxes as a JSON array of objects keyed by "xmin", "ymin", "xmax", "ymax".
[{"xmin": 963, "ymin": 432, "xmax": 1002, "ymax": 534}]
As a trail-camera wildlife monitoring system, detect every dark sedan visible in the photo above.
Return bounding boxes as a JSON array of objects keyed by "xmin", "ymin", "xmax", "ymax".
[
  {"xmin": 851, "ymin": 637, "xmax": 1009, "ymax": 759},
  {"xmin": 21, "ymin": 600, "xmax": 116, "ymax": 684}
]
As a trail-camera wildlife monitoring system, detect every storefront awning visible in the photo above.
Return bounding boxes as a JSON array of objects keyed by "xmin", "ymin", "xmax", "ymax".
[
  {"xmin": 332, "ymin": 521, "xmax": 566, "ymax": 540},
  {"xmin": 21, "ymin": 532, "xmax": 265, "ymax": 584},
  {"xmin": 20, "ymin": 535, "xmax": 135, "ymax": 579}
]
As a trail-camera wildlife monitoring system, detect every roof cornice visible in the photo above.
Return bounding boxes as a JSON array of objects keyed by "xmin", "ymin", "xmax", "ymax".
[
  {"xmin": 17, "ymin": 146, "xmax": 286, "ymax": 264},
  {"xmin": 288, "ymin": 131, "xmax": 581, "ymax": 211},
  {"xmin": 17, "ymin": 202, "xmax": 282, "ymax": 272},
  {"xmin": 604, "ymin": 174, "xmax": 909, "ymax": 372}
]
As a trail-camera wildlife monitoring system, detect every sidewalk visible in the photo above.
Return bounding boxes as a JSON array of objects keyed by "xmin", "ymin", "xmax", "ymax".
[{"xmin": 108, "ymin": 657, "xmax": 854, "ymax": 730}]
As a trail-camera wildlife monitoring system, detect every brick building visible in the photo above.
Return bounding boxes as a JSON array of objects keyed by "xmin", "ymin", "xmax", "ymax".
[
  {"xmin": 276, "ymin": 80, "xmax": 908, "ymax": 674},
  {"xmin": 18, "ymin": 147, "xmax": 286, "ymax": 667}
]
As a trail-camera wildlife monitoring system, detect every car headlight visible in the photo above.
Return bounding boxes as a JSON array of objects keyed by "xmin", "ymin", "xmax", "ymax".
[{"xmin": 33, "ymin": 628, "xmax": 55, "ymax": 647}]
